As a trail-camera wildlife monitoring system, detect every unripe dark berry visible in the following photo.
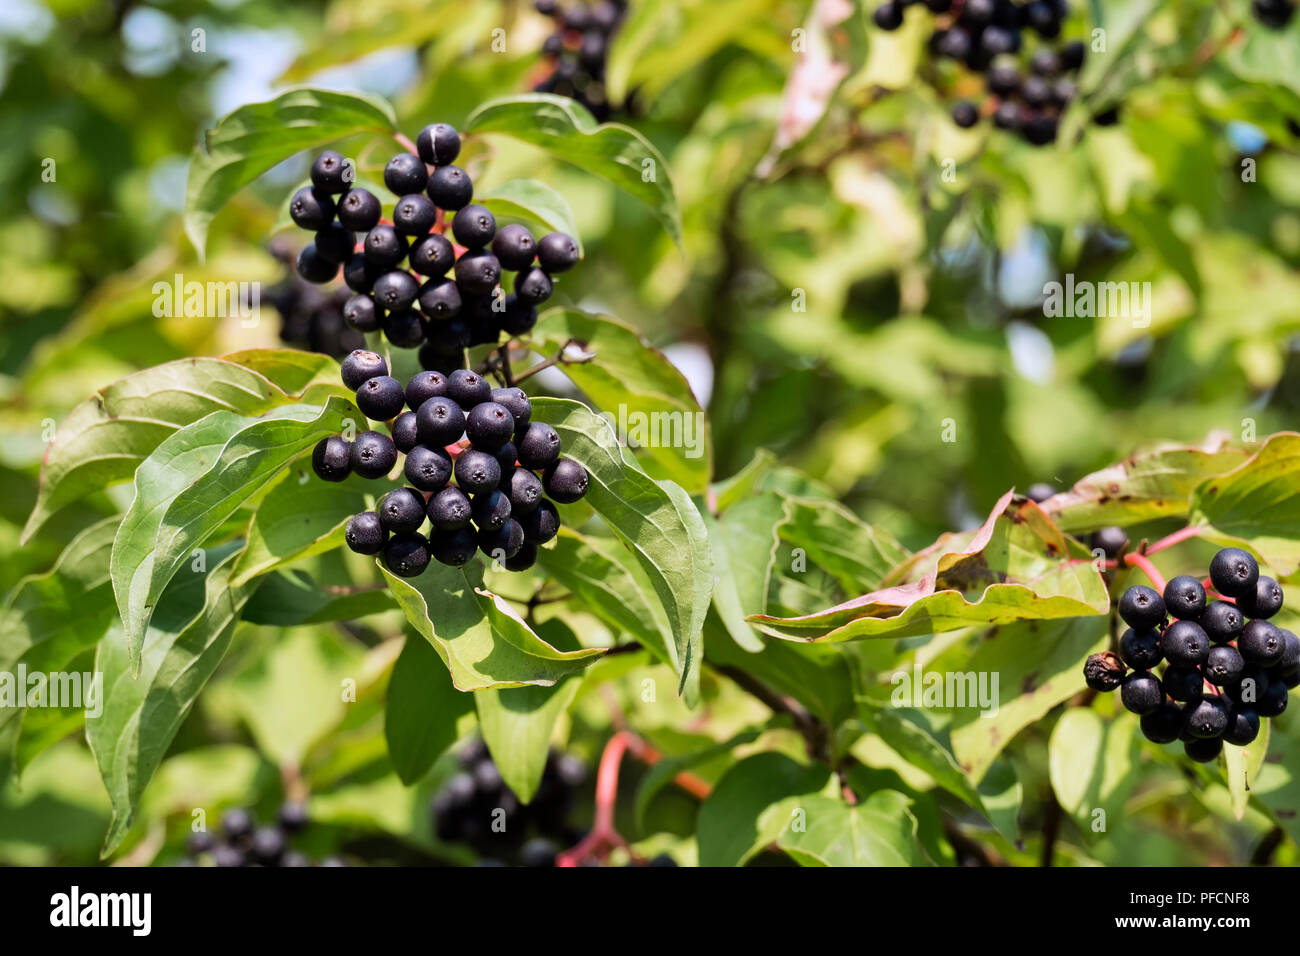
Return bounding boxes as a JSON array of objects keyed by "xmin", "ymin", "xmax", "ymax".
[
  {"xmin": 543, "ymin": 458, "xmax": 588, "ymax": 504},
  {"xmin": 385, "ymin": 152, "xmax": 429, "ymax": 196},
  {"xmin": 507, "ymin": 468, "xmax": 544, "ymax": 515},
  {"xmin": 418, "ymin": 278, "xmax": 463, "ymax": 320},
  {"xmin": 405, "ymin": 444, "xmax": 453, "ymax": 492},
  {"xmin": 378, "ymin": 487, "xmax": 427, "ymax": 534},
  {"xmin": 1201, "ymin": 601, "xmax": 1244, "ymax": 643},
  {"xmin": 472, "ymin": 489, "xmax": 512, "ymax": 532},
  {"xmin": 314, "ymin": 223, "xmax": 355, "ymax": 263},
  {"xmin": 1083, "ymin": 651, "xmax": 1125, "ymax": 692},
  {"xmin": 465, "ymin": 402, "xmax": 515, "ymax": 452},
  {"xmin": 350, "ymin": 430, "xmax": 398, "ymax": 479},
  {"xmin": 341, "ymin": 349, "xmax": 387, "ymax": 390},
  {"xmin": 416, "ymin": 396, "xmax": 466, "ymax": 447},
  {"xmin": 454, "ymin": 449, "xmax": 502, "ymax": 495},
  {"xmin": 1257, "ymin": 681, "xmax": 1289, "ymax": 718},
  {"xmin": 479, "ymin": 518, "xmax": 525, "ymax": 560},
  {"xmin": 384, "ymin": 532, "xmax": 431, "ymax": 577},
  {"xmin": 290, "ymin": 186, "xmax": 335, "ymax": 230},
  {"xmin": 1240, "ymin": 619, "xmax": 1284, "ymax": 667},
  {"xmin": 518, "ymin": 499, "xmax": 559, "ymax": 544},
  {"xmin": 872, "ymin": 1, "xmax": 904, "ymax": 29},
  {"xmin": 356, "ymin": 375, "xmax": 406, "ymax": 420},
  {"xmin": 312, "ymin": 436, "xmax": 351, "ymax": 482},
  {"xmin": 451, "ymin": 204, "xmax": 497, "ymax": 249},
  {"xmin": 410, "ymin": 233, "xmax": 456, "ymax": 277},
  {"xmin": 417, "ymin": 123, "xmax": 461, "ymax": 166},
  {"xmin": 406, "ymin": 370, "xmax": 448, "ymax": 410},
  {"xmin": 1140, "ymin": 702, "xmax": 1184, "ymax": 744},
  {"xmin": 1119, "ymin": 585, "xmax": 1166, "ymax": 631},
  {"xmin": 1162, "ymin": 665, "xmax": 1204, "ymax": 703},
  {"xmin": 537, "ymin": 232, "xmax": 580, "ymax": 274},
  {"xmin": 1223, "ymin": 706, "xmax": 1260, "ymax": 746},
  {"xmin": 1183, "ymin": 737, "xmax": 1222, "ymax": 763},
  {"xmin": 490, "ymin": 387, "xmax": 532, "ymax": 430},
  {"xmin": 454, "ymin": 249, "xmax": 501, "ymax": 296},
  {"xmin": 1119, "ymin": 627, "xmax": 1162, "ymax": 670},
  {"xmin": 344, "ymin": 252, "xmax": 381, "ymax": 293},
  {"xmin": 1090, "ymin": 526, "xmax": 1128, "ymax": 559},
  {"xmin": 346, "ymin": 511, "xmax": 388, "ymax": 555},
  {"xmin": 1121, "ymin": 671, "xmax": 1164, "ymax": 716},
  {"xmin": 447, "ymin": 369, "xmax": 492, "ymax": 409},
  {"xmin": 296, "ymin": 243, "xmax": 339, "ymax": 284},
  {"xmin": 338, "ymin": 187, "xmax": 381, "ymax": 232},
  {"xmin": 514, "ymin": 267, "xmax": 553, "ymax": 305},
  {"xmin": 492, "ymin": 224, "xmax": 537, "ymax": 271},
  {"xmin": 505, "ymin": 540, "xmax": 538, "ymax": 571},
  {"xmin": 1163, "ymin": 575, "xmax": 1207, "ymax": 620},
  {"xmin": 428, "ymin": 165, "xmax": 474, "ymax": 210},
  {"xmin": 1240, "ymin": 576, "xmax": 1284, "ymax": 620},
  {"xmin": 1183, "ymin": 696, "xmax": 1229, "ymax": 739},
  {"xmin": 431, "ymin": 527, "xmax": 478, "ymax": 567},
  {"xmin": 1205, "ymin": 645, "xmax": 1245, "ymax": 687},
  {"xmin": 1160, "ymin": 619, "xmax": 1210, "ymax": 667},
  {"xmin": 392, "ymin": 411, "xmax": 419, "ymax": 453},
  {"xmin": 393, "ymin": 194, "xmax": 438, "ymax": 236},
  {"xmin": 343, "ymin": 294, "xmax": 381, "ymax": 333},
  {"xmin": 516, "ymin": 422, "xmax": 561, "ymax": 470},
  {"xmin": 364, "ymin": 225, "xmax": 409, "ymax": 269},
  {"xmin": 383, "ymin": 308, "xmax": 426, "ymax": 348},
  {"xmin": 372, "ymin": 270, "xmax": 420, "ymax": 311},
  {"xmin": 428, "ymin": 486, "xmax": 472, "ymax": 531},
  {"xmin": 501, "ymin": 294, "xmax": 538, "ymax": 335},
  {"xmin": 311, "ymin": 151, "xmax": 351, "ymax": 194}
]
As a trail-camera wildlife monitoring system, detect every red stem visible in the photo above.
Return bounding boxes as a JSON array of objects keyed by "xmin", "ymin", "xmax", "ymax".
[
  {"xmin": 1145, "ymin": 525, "xmax": 1204, "ymax": 556},
  {"xmin": 1124, "ymin": 552, "xmax": 1166, "ymax": 593}
]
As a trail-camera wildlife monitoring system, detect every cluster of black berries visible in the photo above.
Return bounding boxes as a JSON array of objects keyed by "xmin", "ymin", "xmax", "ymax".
[
  {"xmin": 311, "ymin": 351, "xmax": 589, "ymax": 577},
  {"xmin": 179, "ymin": 803, "xmax": 344, "ymax": 867},
  {"xmin": 433, "ymin": 739, "xmax": 587, "ymax": 866},
  {"xmin": 266, "ymin": 275, "xmax": 364, "ymax": 358},
  {"xmin": 1085, "ymin": 548, "xmax": 1297, "ymax": 763},
  {"xmin": 288, "ymin": 122, "xmax": 580, "ymax": 368},
  {"xmin": 871, "ymin": 0, "xmax": 1121, "ymax": 145},
  {"xmin": 533, "ymin": 0, "xmax": 628, "ymax": 121},
  {"xmin": 1252, "ymin": 0, "xmax": 1296, "ymax": 28}
]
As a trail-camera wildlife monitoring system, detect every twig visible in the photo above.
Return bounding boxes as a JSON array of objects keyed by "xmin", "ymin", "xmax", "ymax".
[
  {"xmin": 713, "ymin": 664, "xmax": 829, "ymax": 763},
  {"xmin": 1040, "ymin": 793, "xmax": 1061, "ymax": 867},
  {"xmin": 512, "ymin": 339, "xmax": 594, "ymax": 385},
  {"xmin": 1145, "ymin": 525, "xmax": 1204, "ymax": 555},
  {"xmin": 1124, "ymin": 551, "xmax": 1167, "ymax": 593}
]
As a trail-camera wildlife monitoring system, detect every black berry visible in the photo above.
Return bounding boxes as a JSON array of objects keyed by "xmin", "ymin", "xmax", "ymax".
[
  {"xmin": 406, "ymin": 370, "xmax": 449, "ymax": 409},
  {"xmin": 312, "ymin": 436, "xmax": 351, "ymax": 482},
  {"xmin": 416, "ymin": 396, "xmax": 466, "ymax": 447},
  {"xmin": 290, "ymin": 187, "xmax": 335, "ymax": 230},
  {"xmin": 1183, "ymin": 737, "xmax": 1223, "ymax": 763},
  {"xmin": 384, "ymin": 532, "xmax": 431, "ymax": 577},
  {"xmin": 873, "ymin": 1, "xmax": 904, "ymax": 30},
  {"xmin": 1163, "ymin": 575, "xmax": 1207, "ymax": 620},
  {"xmin": 505, "ymin": 540, "xmax": 538, "ymax": 571},
  {"xmin": 1257, "ymin": 681, "xmax": 1288, "ymax": 718},
  {"xmin": 383, "ymin": 308, "xmax": 426, "ymax": 348},
  {"xmin": 453, "ymin": 249, "xmax": 501, "ymax": 296},
  {"xmin": 314, "ymin": 224, "xmax": 354, "ymax": 263},
  {"xmin": 1120, "ymin": 671, "xmax": 1164, "ymax": 716},
  {"xmin": 346, "ymin": 512, "xmax": 387, "ymax": 555},
  {"xmin": 385, "ymin": 152, "xmax": 429, "ymax": 196},
  {"xmin": 393, "ymin": 194, "xmax": 438, "ymax": 236},
  {"xmin": 343, "ymin": 294, "xmax": 380, "ymax": 332},
  {"xmin": 364, "ymin": 225, "xmax": 409, "ymax": 269},
  {"xmin": 428, "ymin": 486, "xmax": 472, "ymax": 531},
  {"xmin": 1119, "ymin": 585, "xmax": 1165, "ymax": 631},
  {"xmin": 221, "ymin": 807, "xmax": 254, "ymax": 840},
  {"xmin": 518, "ymin": 499, "xmax": 559, "ymax": 544},
  {"xmin": 1183, "ymin": 696, "xmax": 1229, "ymax": 739},
  {"xmin": 1240, "ymin": 619, "xmax": 1284, "ymax": 667},
  {"xmin": 507, "ymin": 468, "xmax": 545, "ymax": 516},
  {"xmin": 492, "ymin": 224, "xmax": 537, "ymax": 271},
  {"xmin": 350, "ymin": 430, "xmax": 398, "ymax": 479},
  {"xmin": 465, "ymin": 402, "xmax": 515, "ymax": 451},
  {"xmin": 1204, "ymin": 644, "xmax": 1245, "ymax": 686},
  {"xmin": 373, "ymin": 270, "xmax": 420, "ymax": 311},
  {"xmin": 405, "ymin": 444, "xmax": 453, "ymax": 492},
  {"xmin": 417, "ymin": 123, "xmax": 461, "ymax": 166},
  {"xmin": 356, "ymin": 375, "xmax": 406, "ymax": 420},
  {"xmin": 1160, "ymin": 619, "xmax": 1210, "ymax": 667},
  {"xmin": 311, "ymin": 151, "xmax": 351, "ymax": 194},
  {"xmin": 340, "ymin": 349, "xmax": 387, "ymax": 390},
  {"xmin": 454, "ymin": 449, "xmax": 502, "ymax": 495},
  {"xmin": 479, "ymin": 518, "xmax": 525, "ymax": 560},
  {"xmin": 1118, "ymin": 627, "xmax": 1162, "ymax": 670},
  {"xmin": 516, "ymin": 422, "xmax": 561, "ymax": 470},
  {"xmin": 447, "ymin": 369, "xmax": 492, "ymax": 409},
  {"xmin": 537, "ymin": 232, "xmax": 579, "ymax": 273},
  {"xmin": 1223, "ymin": 707, "xmax": 1260, "ymax": 746},
  {"xmin": 1200, "ymin": 601, "xmax": 1244, "ymax": 643},
  {"xmin": 514, "ymin": 267, "xmax": 554, "ymax": 305},
  {"xmin": 1162, "ymin": 665, "xmax": 1204, "ymax": 703},
  {"xmin": 1090, "ymin": 526, "xmax": 1128, "ymax": 558},
  {"xmin": 1240, "ymin": 576, "xmax": 1284, "ymax": 620},
  {"xmin": 452, "ymin": 204, "xmax": 497, "ymax": 249},
  {"xmin": 296, "ymin": 243, "xmax": 339, "ymax": 284},
  {"xmin": 338, "ymin": 187, "xmax": 382, "ymax": 232},
  {"xmin": 378, "ymin": 487, "xmax": 427, "ymax": 534},
  {"xmin": 472, "ymin": 490, "xmax": 512, "ymax": 531},
  {"xmin": 490, "ymin": 387, "xmax": 532, "ymax": 430},
  {"xmin": 1140, "ymin": 703, "xmax": 1184, "ymax": 744},
  {"xmin": 410, "ymin": 234, "xmax": 456, "ymax": 277},
  {"xmin": 431, "ymin": 528, "xmax": 478, "ymax": 566},
  {"xmin": 428, "ymin": 165, "xmax": 474, "ymax": 210},
  {"xmin": 543, "ymin": 458, "xmax": 588, "ymax": 504}
]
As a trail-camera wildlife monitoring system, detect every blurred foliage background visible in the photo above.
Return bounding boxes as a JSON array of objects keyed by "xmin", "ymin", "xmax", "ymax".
[{"xmin": 0, "ymin": 0, "xmax": 1297, "ymax": 865}]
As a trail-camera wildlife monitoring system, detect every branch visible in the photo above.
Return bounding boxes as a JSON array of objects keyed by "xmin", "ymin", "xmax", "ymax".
[{"xmin": 714, "ymin": 664, "xmax": 829, "ymax": 763}]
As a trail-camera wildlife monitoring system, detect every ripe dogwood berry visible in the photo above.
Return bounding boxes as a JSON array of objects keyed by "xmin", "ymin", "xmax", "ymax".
[
  {"xmin": 406, "ymin": 370, "xmax": 448, "ymax": 409},
  {"xmin": 1200, "ymin": 601, "xmax": 1244, "ymax": 643},
  {"xmin": 1183, "ymin": 737, "xmax": 1223, "ymax": 763},
  {"xmin": 454, "ymin": 249, "xmax": 501, "ymax": 296},
  {"xmin": 373, "ymin": 271, "xmax": 420, "ymax": 311},
  {"xmin": 1163, "ymin": 575, "xmax": 1207, "ymax": 620},
  {"xmin": 392, "ymin": 411, "xmax": 419, "ymax": 453},
  {"xmin": 501, "ymin": 294, "xmax": 538, "ymax": 335},
  {"xmin": 1223, "ymin": 706, "xmax": 1260, "ymax": 746},
  {"xmin": 428, "ymin": 486, "xmax": 472, "ymax": 531},
  {"xmin": 344, "ymin": 252, "xmax": 381, "ymax": 293},
  {"xmin": 479, "ymin": 519, "xmax": 524, "ymax": 560},
  {"xmin": 1161, "ymin": 665, "xmax": 1204, "ymax": 703},
  {"xmin": 383, "ymin": 308, "xmax": 425, "ymax": 348},
  {"xmin": 472, "ymin": 490, "xmax": 512, "ymax": 532},
  {"xmin": 1204, "ymin": 644, "xmax": 1245, "ymax": 686},
  {"xmin": 1257, "ymin": 681, "xmax": 1289, "ymax": 718},
  {"xmin": 951, "ymin": 101, "xmax": 979, "ymax": 128},
  {"xmin": 1240, "ymin": 576, "xmax": 1284, "ymax": 619},
  {"xmin": 1120, "ymin": 671, "xmax": 1163, "ymax": 715},
  {"xmin": 419, "ymin": 278, "xmax": 463, "ymax": 319},
  {"xmin": 338, "ymin": 187, "xmax": 382, "ymax": 232},
  {"xmin": 405, "ymin": 445, "xmax": 453, "ymax": 492},
  {"xmin": 1119, "ymin": 628, "xmax": 1162, "ymax": 670},
  {"xmin": 507, "ymin": 468, "xmax": 544, "ymax": 515},
  {"xmin": 1140, "ymin": 703, "xmax": 1184, "ymax": 744},
  {"xmin": 311, "ymin": 151, "xmax": 351, "ymax": 194},
  {"xmin": 221, "ymin": 807, "xmax": 254, "ymax": 839},
  {"xmin": 356, "ymin": 375, "xmax": 406, "ymax": 421},
  {"xmin": 384, "ymin": 533, "xmax": 431, "ymax": 577},
  {"xmin": 341, "ymin": 350, "xmax": 387, "ymax": 389},
  {"xmin": 514, "ymin": 267, "xmax": 554, "ymax": 305},
  {"xmin": 452, "ymin": 204, "xmax": 497, "ymax": 249},
  {"xmin": 505, "ymin": 540, "xmax": 538, "ymax": 571},
  {"xmin": 351, "ymin": 430, "xmax": 398, "ymax": 479},
  {"xmin": 1160, "ymin": 620, "xmax": 1210, "ymax": 667},
  {"xmin": 430, "ymin": 527, "xmax": 478, "ymax": 566},
  {"xmin": 1240, "ymin": 619, "xmax": 1284, "ymax": 667},
  {"xmin": 447, "ymin": 369, "xmax": 492, "ymax": 409},
  {"xmin": 465, "ymin": 402, "xmax": 515, "ymax": 451},
  {"xmin": 290, "ymin": 186, "xmax": 335, "ymax": 230},
  {"xmin": 417, "ymin": 123, "xmax": 461, "ymax": 166},
  {"xmin": 492, "ymin": 225, "xmax": 537, "ymax": 271},
  {"xmin": 296, "ymin": 243, "xmax": 339, "ymax": 283},
  {"xmin": 393, "ymin": 194, "xmax": 438, "ymax": 236},
  {"xmin": 410, "ymin": 233, "xmax": 456, "ymax": 278},
  {"xmin": 873, "ymin": 2, "xmax": 904, "ymax": 30},
  {"xmin": 454, "ymin": 449, "xmax": 501, "ymax": 495},
  {"xmin": 312, "ymin": 437, "xmax": 351, "ymax": 482},
  {"xmin": 378, "ymin": 487, "xmax": 427, "ymax": 534},
  {"xmin": 1090, "ymin": 526, "xmax": 1128, "ymax": 558},
  {"xmin": 543, "ymin": 459, "xmax": 588, "ymax": 504},
  {"xmin": 364, "ymin": 225, "xmax": 409, "ymax": 269},
  {"xmin": 537, "ymin": 232, "xmax": 580, "ymax": 273},
  {"xmin": 516, "ymin": 422, "xmax": 561, "ymax": 470},
  {"xmin": 416, "ymin": 396, "xmax": 466, "ymax": 447},
  {"xmin": 1119, "ymin": 585, "xmax": 1166, "ymax": 631},
  {"xmin": 1183, "ymin": 697, "xmax": 1229, "ymax": 739},
  {"xmin": 490, "ymin": 387, "xmax": 532, "ymax": 430},
  {"xmin": 385, "ymin": 152, "xmax": 429, "ymax": 196},
  {"xmin": 343, "ymin": 294, "xmax": 380, "ymax": 333},
  {"xmin": 428, "ymin": 165, "xmax": 474, "ymax": 210}
]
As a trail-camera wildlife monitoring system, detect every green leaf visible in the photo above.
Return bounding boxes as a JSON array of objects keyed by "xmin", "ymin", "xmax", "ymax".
[
  {"xmin": 0, "ymin": 517, "xmax": 119, "ymax": 733},
  {"xmin": 384, "ymin": 635, "xmax": 475, "ymax": 786},
  {"xmin": 476, "ymin": 679, "xmax": 582, "ymax": 803},
  {"xmin": 465, "ymin": 94, "xmax": 682, "ymax": 246},
  {"xmin": 231, "ymin": 469, "xmax": 368, "ymax": 585},
  {"xmin": 88, "ymin": 545, "xmax": 253, "ymax": 855},
  {"xmin": 1048, "ymin": 708, "xmax": 1140, "ymax": 839},
  {"xmin": 776, "ymin": 495, "xmax": 910, "ymax": 595},
  {"xmin": 534, "ymin": 528, "xmax": 675, "ymax": 667},
  {"xmin": 1041, "ymin": 442, "xmax": 1250, "ymax": 533},
  {"xmin": 705, "ymin": 494, "xmax": 784, "ymax": 653},
  {"xmin": 530, "ymin": 398, "xmax": 712, "ymax": 693},
  {"xmin": 477, "ymin": 179, "xmax": 582, "ymax": 253},
  {"xmin": 777, "ymin": 791, "xmax": 928, "ymax": 867},
  {"xmin": 221, "ymin": 348, "xmax": 342, "ymax": 395},
  {"xmin": 1223, "ymin": 715, "xmax": 1270, "ymax": 821},
  {"xmin": 634, "ymin": 728, "xmax": 762, "ymax": 831},
  {"xmin": 21, "ymin": 357, "xmax": 301, "ymax": 544},
  {"xmin": 711, "ymin": 449, "xmax": 777, "ymax": 513},
  {"xmin": 857, "ymin": 702, "xmax": 987, "ymax": 813},
  {"xmin": 238, "ymin": 570, "xmax": 396, "ymax": 627},
  {"xmin": 950, "ymin": 614, "xmax": 1110, "ymax": 783},
  {"xmin": 185, "ymin": 88, "xmax": 398, "ymax": 258},
  {"xmin": 531, "ymin": 309, "xmax": 711, "ymax": 492},
  {"xmin": 696, "ymin": 751, "xmax": 830, "ymax": 867},
  {"xmin": 111, "ymin": 397, "xmax": 365, "ymax": 667},
  {"xmin": 382, "ymin": 560, "xmax": 605, "ymax": 690},
  {"xmin": 1225, "ymin": 12, "xmax": 1300, "ymax": 97},
  {"xmin": 1189, "ymin": 432, "xmax": 1300, "ymax": 575},
  {"xmin": 749, "ymin": 490, "xmax": 1108, "ymax": 643}
]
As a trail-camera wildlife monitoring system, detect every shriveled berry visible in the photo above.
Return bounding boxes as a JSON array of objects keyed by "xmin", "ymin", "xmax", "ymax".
[{"xmin": 1083, "ymin": 651, "xmax": 1125, "ymax": 692}]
